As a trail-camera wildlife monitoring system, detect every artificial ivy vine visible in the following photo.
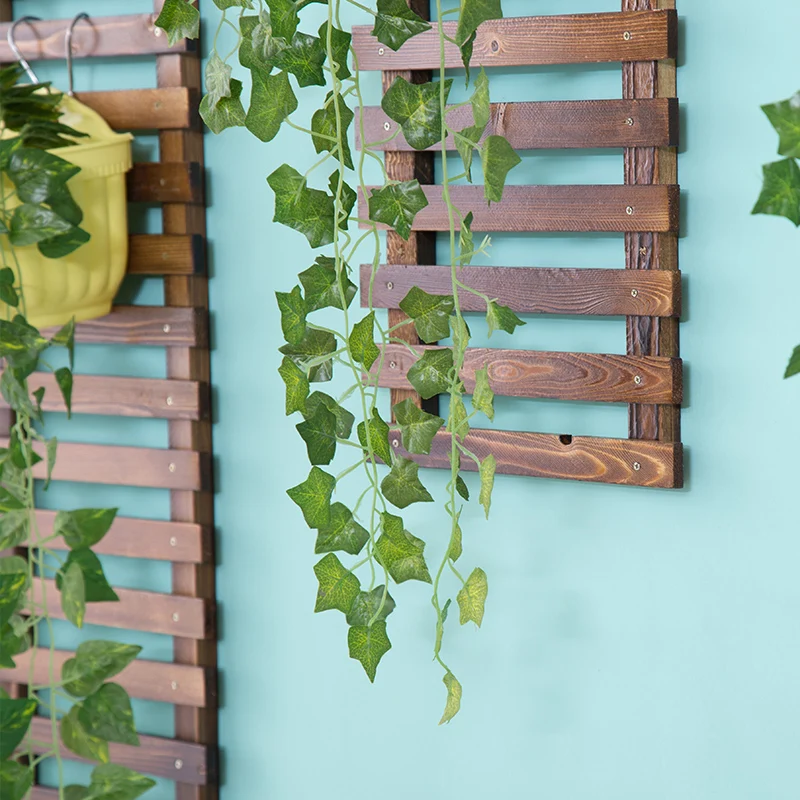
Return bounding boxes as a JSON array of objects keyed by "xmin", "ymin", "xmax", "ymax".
[
  {"xmin": 0, "ymin": 65, "xmax": 152, "ymax": 800},
  {"xmin": 158, "ymin": 0, "xmax": 522, "ymax": 722}
]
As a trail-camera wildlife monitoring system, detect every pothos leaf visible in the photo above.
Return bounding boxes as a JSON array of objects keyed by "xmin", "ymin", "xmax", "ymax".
[
  {"xmin": 55, "ymin": 366, "xmax": 73, "ymax": 418},
  {"xmin": 58, "ymin": 549, "xmax": 119, "ymax": 603},
  {"xmin": 62, "ymin": 640, "xmax": 143, "ymax": 698},
  {"xmin": 299, "ymin": 256, "xmax": 356, "ymax": 312},
  {"xmin": 311, "ymin": 92, "xmax": 354, "ymax": 169},
  {"xmin": 348, "ymin": 620, "xmax": 391, "ymax": 682},
  {"xmin": 60, "ymin": 705, "xmax": 109, "ymax": 763},
  {"xmin": 278, "ymin": 356, "xmax": 310, "ymax": 415},
  {"xmin": 752, "ymin": 158, "xmax": 800, "ymax": 226},
  {"xmin": 372, "ymin": 0, "xmax": 432, "ymax": 51},
  {"xmin": 0, "ymin": 567, "xmax": 27, "ymax": 628},
  {"xmin": 382, "ymin": 77, "xmax": 452, "ymax": 151},
  {"xmin": 200, "ymin": 78, "xmax": 246, "ymax": 134},
  {"xmin": 286, "ymin": 466, "xmax": 335, "ymax": 528},
  {"xmin": 78, "ymin": 683, "xmax": 139, "ymax": 746},
  {"xmin": 479, "ymin": 453, "xmax": 496, "ymax": 519},
  {"xmin": 349, "ymin": 311, "xmax": 380, "ymax": 371},
  {"xmin": 315, "ymin": 503, "xmax": 369, "ymax": 556},
  {"xmin": 407, "ymin": 348, "xmax": 454, "ymax": 399},
  {"xmin": 268, "ymin": 164, "xmax": 336, "ymax": 248},
  {"xmin": 381, "ymin": 456, "xmax": 434, "ymax": 509},
  {"xmin": 393, "ymin": 397, "xmax": 444, "ymax": 455},
  {"xmin": 785, "ymin": 345, "xmax": 800, "ymax": 379},
  {"xmin": 0, "ymin": 695, "xmax": 36, "ymax": 759},
  {"xmin": 481, "ymin": 134, "xmax": 521, "ymax": 203},
  {"xmin": 313, "ymin": 553, "xmax": 360, "ymax": 614},
  {"xmin": 357, "ymin": 408, "xmax": 393, "ymax": 465},
  {"xmin": 368, "ymin": 180, "xmax": 429, "ymax": 240},
  {"xmin": 346, "ymin": 585, "xmax": 395, "ymax": 627},
  {"xmin": 0, "ymin": 761, "xmax": 33, "ymax": 800},
  {"xmin": 54, "ymin": 508, "xmax": 118, "ymax": 550},
  {"xmin": 83, "ymin": 764, "xmax": 156, "ymax": 800},
  {"xmin": 155, "ymin": 0, "xmax": 200, "ymax": 46},
  {"xmin": 457, "ymin": 567, "xmax": 488, "ymax": 627},
  {"xmin": 375, "ymin": 512, "xmax": 432, "ymax": 584},
  {"xmin": 486, "ymin": 299, "xmax": 525, "ymax": 337},
  {"xmin": 472, "ymin": 367, "xmax": 495, "ymax": 421},
  {"xmin": 246, "ymin": 69, "xmax": 297, "ymax": 142},
  {"xmin": 439, "ymin": 671, "xmax": 462, "ymax": 724},
  {"xmin": 399, "ymin": 286, "xmax": 454, "ymax": 343},
  {"xmin": 275, "ymin": 285, "xmax": 307, "ymax": 345},
  {"xmin": 762, "ymin": 92, "xmax": 800, "ymax": 158},
  {"xmin": 278, "ymin": 326, "xmax": 337, "ymax": 383}
]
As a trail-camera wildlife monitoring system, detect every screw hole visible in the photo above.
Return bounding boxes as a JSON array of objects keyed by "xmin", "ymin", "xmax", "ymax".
[
  {"xmin": 559, "ymin": 434, "xmax": 573, "ymax": 446},
  {"xmin": 491, "ymin": 40, "xmax": 499, "ymax": 52}
]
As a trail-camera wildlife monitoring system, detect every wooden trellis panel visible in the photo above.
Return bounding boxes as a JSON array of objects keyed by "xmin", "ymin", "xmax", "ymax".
[
  {"xmin": 0, "ymin": 4, "xmax": 217, "ymax": 797},
  {"xmin": 353, "ymin": 4, "xmax": 683, "ymax": 488}
]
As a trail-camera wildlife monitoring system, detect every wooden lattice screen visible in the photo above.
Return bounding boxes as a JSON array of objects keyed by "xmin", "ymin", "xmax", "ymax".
[
  {"xmin": 353, "ymin": 1, "xmax": 682, "ymax": 489},
  {"xmin": 0, "ymin": 5, "xmax": 217, "ymax": 800}
]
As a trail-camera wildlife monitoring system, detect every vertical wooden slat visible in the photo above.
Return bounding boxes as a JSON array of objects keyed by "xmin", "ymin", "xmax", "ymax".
[
  {"xmin": 381, "ymin": 0, "xmax": 437, "ymax": 417},
  {"xmin": 622, "ymin": 0, "xmax": 679, "ymax": 442}
]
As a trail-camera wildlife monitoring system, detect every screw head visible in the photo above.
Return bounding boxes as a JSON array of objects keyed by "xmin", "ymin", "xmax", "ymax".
[
  {"xmin": 154, "ymin": 26, "xmax": 163, "ymax": 37},
  {"xmin": 633, "ymin": 462, "xmax": 642, "ymax": 471},
  {"xmin": 171, "ymin": 681, "xmax": 178, "ymax": 690},
  {"xmin": 634, "ymin": 375, "xmax": 642, "ymax": 386},
  {"xmin": 163, "ymin": 324, "xmax": 171, "ymax": 333},
  {"xmin": 626, "ymin": 206, "xmax": 634, "ymax": 215},
  {"xmin": 172, "ymin": 612, "xmax": 180, "ymax": 622},
  {"xmin": 623, "ymin": 31, "xmax": 632, "ymax": 41},
  {"xmin": 387, "ymin": 281, "xmax": 394, "ymax": 290},
  {"xmin": 625, "ymin": 117, "xmax": 634, "ymax": 126},
  {"xmin": 174, "ymin": 759, "xmax": 183, "ymax": 770},
  {"xmin": 384, "ymin": 122, "xmax": 391, "ymax": 131},
  {"xmin": 491, "ymin": 40, "xmax": 499, "ymax": 52},
  {"xmin": 166, "ymin": 396, "xmax": 174, "ymax": 406},
  {"xmin": 631, "ymin": 289, "xmax": 638, "ymax": 298},
  {"xmin": 392, "ymin": 438, "xmax": 400, "ymax": 448},
  {"xmin": 639, "ymin": 246, "xmax": 648, "ymax": 256},
  {"xmin": 170, "ymin": 537, "xmax": 178, "ymax": 547},
  {"xmin": 169, "ymin": 463, "xmax": 176, "ymax": 473},
  {"xmin": 389, "ymin": 361, "xmax": 397, "ymax": 369},
  {"xmin": 378, "ymin": 47, "xmax": 385, "ymax": 56}
]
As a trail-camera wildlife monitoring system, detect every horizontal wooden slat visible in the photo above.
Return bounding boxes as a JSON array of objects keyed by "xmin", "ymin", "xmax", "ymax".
[
  {"xmin": 77, "ymin": 88, "xmax": 197, "ymax": 131},
  {"xmin": 128, "ymin": 162, "xmax": 204, "ymax": 204},
  {"xmin": 42, "ymin": 306, "xmax": 206, "ymax": 347},
  {"xmin": 0, "ymin": 439, "xmax": 209, "ymax": 491},
  {"xmin": 375, "ymin": 345, "xmax": 682, "ymax": 404},
  {"xmin": 0, "ymin": 14, "xmax": 191, "ymax": 62},
  {"xmin": 359, "ymin": 99, "xmax": 679, "ymax": 151},
  {"xmin": 362, "ymin": 264, "xmax": 681, "ymax": 317},
  {"xmin": 1, "ymin": 373, "xmax": 206, "ymax": 420},
  {"xmin": 128, "ymin": 234, "xmax": 206, "ymax": 277},
  {"xmin": 397, "ymin": 429, "xmax": 682, "ymax": 488},
  {"xmin": 27, "ymin": 718, "xmax": 212, "ymax": 784},
  {"xmin": 3, "ymin": 650, "xmax": 211, "ymax": 707},
  {"xmin": 352, "ymin": 11, "xmax": 677, "ymax": 70},
  {"xmin": 32, "ymin": 510, "xmax": 209, "ymax": 563},
  {"xmin": 32, "ymin": 580, "xmax": 211, "ymax": 639},
  {"xmin": 360, "ymin": 185, "xmax": 680, "ymax": 233}
]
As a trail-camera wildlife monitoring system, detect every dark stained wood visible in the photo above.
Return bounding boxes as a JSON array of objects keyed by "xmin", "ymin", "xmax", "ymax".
[
  {"xmin": 363, "ymin": 264, "xmax": 681, "ymax": 318},
  {"xmin": 128, "ymin": 233, "xmax": 206, "ymax": 276},
  {"xmin": 27, "ymin": 718, "xmax": 212, "ymax": 785},
  {"xmin": 359, "ymin": 99, "xmax": 679, "ymax": 151},
  {"xmin": 32, "ymin": 580, "xmax": 211, "ymax": 639},
  {"xmin": 375, "ymin": 345, "xmax": 682, "ymax": 404},
  {"xmin": 399, "ymin": 429, "xmax": 682, "ymax": 488},
  {"xmin": 77, "ymin": 88, "xmax": 198, "ymax": 131},
  {"xmin": 360, "ymin": 185, "xmax": 680, "ymax": 233},
  {"xmin": 128, "ymin": 162, "xmax": 204, "ymax": 204},
  {"xmin": 4, "ymin": 650, "xmax": 211, "ymax": 708},
  {"xmin": 32, "ymin": 510, "xmax": 210, "ymax": 563},
  {"xmin": 353, "ymin": 11, "xmax": 677, "ymax": 70},
  {"xmin": 0, "ymin": 439, "xmax": 210, "ymax": 491},
  {"xmin": 623, "ymin": 0, "xmax": 680, "ymax": 442}
]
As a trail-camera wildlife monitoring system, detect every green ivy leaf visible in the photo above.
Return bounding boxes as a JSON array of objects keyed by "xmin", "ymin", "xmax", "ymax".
[
  {"xmin": 439, "ymin": 671, "xmax": 462, "ymax": 724},
  {"xmin": 318, "ymin": 22, "xmax": 352, "ymax": 81},
  {"xmin": 481, "ymin": 135, "xmax": 521, "ymax": 203},
  {"xmin": 214, "ymin": 0, "xmax": 254, "ymax": 8},
  {"xmin": 349, "ymin": 312, "xmax": 379, "ymax": 371},
  {"xmin": 155, "ymin": 0, "xmax": 200, "ymax": 46},
  {"xmin": 451, "ymin": 314, "xmax": 471, "ymax": 357},
  {"xmin": 84, "ymin": 764, "xmax": 156, "ymax": 800},
  {"xmin": 296, "ymin": 402, "xmax": 337, "ymax": 465},
  {"xmin": 268, "ymin": 164, "xmax": 336, "ymax": 248},
  {"xmin": 393, "ymin": 397, "xmax": 444, "ymax": 455},
  {"xmin": 785, "ymin": 345, "xmax": 800, "ymax": 379},
  {"xmin": 305, "ymin": 392, "xmax": 354, "ymax": 439},
  {"xmin": 762, "ymin": 93, "xmax": 800, "ymax": 158},
  {"xmin": 458, "ymin": 211, "xmax": 475, "ymax": 263},
  {"xmin": 275, "ymin": 285, "xmax": 307, "ymax": 345},
  {"xmin": 368, "ymin": 180, "xmax": 428, "ymax": 240},
  {"xmin": 457, "ymin": 567, "xmax": 488, "ymax": 627},
  {"xmin": 399, "ymin": 286, "xmax": 454, "ymax": 343},
  {"xmin": 278, "ymin": 356, "xmax": 309, "ymax": 415},
  {"xmin": 200, "ymin": 78, "xmax": 246, "ymax": 134},
  {"xmin": 382, "ymin": 456, "xmax": 434, "ymax": 508},
  {"xmin": 447, "ymin": 395, "xmax": 470, "ymax": 441},
  {"xmin": 287, "ymin": 466, "xmax": 335, "ymax": 528},
  {"xmin": 753, "ymin": 158, "xmax": 800, "ymax": 226},
  {"xmin": 60, "ymin": 561, "xmax": 86, "ymax": 628},
  {"xmin": 278, "ymin": 327, "xmax": 336, "ymax": 383},
  {"xmin": 246, "ymin": 69, "xmax": 297, "ymax": 142},
  {"xmin": 372, "ymin": 0, "xmax": 432, "ymax": 51},
  {"xmin": 266, "ymin": 0, "xmax": 299, "ymax": 39},
  {"xmin": 357, "ymin": 408, "xmax": 392, "ymax": 465},
  {"xmin": 348, "ymin": 620, "xmax": 391, "ymax": 682},
  {"xmin": 313, "ymin": 553, "xmax": 360, "ymax": 614},
  {"xmin": 299, "ymin": 256, "xmax": 356, "ymax": 312},
  {"xmin": 311, "ymin": 92, "xmax": 354, "ymax": 169},
  {"xmin": 456, "ymin": 475, "xmax": 470, "ymax": 502},
  {"xmin": 0, "ymin": 761, "xmax": 33, "ymax": 800},
  {"xmin": 382, "ymin": 77, "xmax": 452, "ymax": 151},
  {"xmin": 328, "ymin": 171, "xmax": 357, "ymax": 230},
  {"xmin": 448, "ymin": 515, "xmax": 463, "ymax": 561},
  {"xmin": 274, "ymin": 32, "xmax": 326, "ymax": 88},
  {"xmin": 486, "ymin": 300, "xmax": 525, "ymax": 337},
  {"xmin": 456, "ymin": 0, "xmax": 503, "ymax": 51},
  {"xmin": 375, "ymin": 512, "xmax": 432, "ymax": 584},
  {"xmin": 62, "ymin": 640, "xmax": 143, "ymax": 698},
  {"xmin": 0, "ymin": 695, "xmax": 36, "ymax": 759},
  {"xmin": 239, "ymin": 12, "xmax": 283, "ymax": 72},
  {"xmin": 61, "ymin": 705, "xmax": 109, "ymax": 763},
  {"xmin": 407, "ymin": 348, "xmax": 454, "ymax": 399},
  {"xmin": 78, "ymin": 683, "xmax": 139, "ymax": 746},
  {"xmin": 472, "ymin": 367, "xmax": 494, "ymax": 421},
  {"xmin": 456, "ymin": 70, "xmax": 490, "ymax": 178},
  {"xmin": 54, "ymin": 508, "xmax": 117, "ymax": 550},
  {"xmin": 204, "ymin": 53, "xmax": 232, "ymax": 112},
  {"xmin": 479, "ymin": 453, "xmax": 496, "ymax": 519},
  {"xmin": 315, "ymin": 503, "xmax": 369, "ymax": 556},
  {"xmin": 0, "ymin": 566, "xmax": 27, "ymax": 629},
  {"xmin": 346, "ymin": 585, "xmax": 395, "ymax": 626}
]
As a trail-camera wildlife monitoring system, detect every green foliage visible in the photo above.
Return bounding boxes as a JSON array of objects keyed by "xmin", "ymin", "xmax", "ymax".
[
  {"xmin": 62, "ymin": 641, "xmax": 143, "ymax": 697},
  {"xmin": 439, "ymin": 671, "xmax": 462, "ymax": 725},
  {"xmin": 372, "ymin": 0, "xmax": 432, "ymax": 51},
  {"xmin": 349, "ymin": 311, "xmax": 380, "ymax": 371},
  {"xmin": 407, "ymin": 348, "xmax": 454, "ymax": 399},
  {"xmin": 287, "ymin": 466, "xmax": 335, "ymax": 528},
  {"xmin": 357, "ymin": 408, "xmax": 392, "ymax": 465},
  {"xmin": 472, "ymin": 367, "xmax": 495, "ymax": 421},
  {"xmin": 375, "ymin": 512, "xmax": 432, "ymax": 584},
  {"xmin": 382, "ymin": 77, "xmax": 453, "ymax": 151},
  {"xmin": 368, "ymin": 179, "xmax": 429, "ymax": 240},
  {"xmin": 393, "ymin": 398, "xmax": 444, "ymax": 455},
  {"xmin": 315, "ymin": 503, "xmax": 369, "ymax": 555},
  {"xmin": 479, "ymin": 453, "xmax": 497, "ymax": 519},
  {"xmin": 486, "ymin": 299, "xmax": 525, "ymax": 336},
  {"xmin": 399, "ymin": 286, "xmax": 454, "ymax": 343},
  {"xmin": 348, "ymin": 620, "xmax": 391, "ymax": 682},
  {"xmin": 0, "ymin": 761, "xmax": 33, "ymax": 800},
  {"xmin": 481, "ymin": 135, "xmax": 521, "ymax": 203},
  {"xmin": 247, "ymin": 70, "xmax": 297, "ymax": 142},
  {"xmin": 313, "ymin": 553, "xmax": 361, "ymax": 613},
  {"xmin": 154, "ymin": 0, "xmax": 200, "ymax": 46},
  {"xmin": 73, "ymin": 764, "xmax": 156, "ymax": 800},
  {"xmin": 457, "ymin": 567, "xmax": 488, "ymax": 627},
  {"xmin": 381, "ymin": 456, "xmax": 434, "ymax": 509},
  {"xmin": 346, "ymin": 585, "xmax": 395, "ymax": 626},
  {"xmin": 0, "ymin": 695, "xmax": 36, "ymax": 758},
  {"xmin": 61, "ymin": 705, "xmax": 109, "ymax": 763},
  {"xmin": 300, "ymin": 255, "xmax": 356, "ymax": 311}
]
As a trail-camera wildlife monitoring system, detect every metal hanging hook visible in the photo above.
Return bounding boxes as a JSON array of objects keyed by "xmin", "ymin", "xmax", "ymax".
[
  {"xmin": 8, "ymin": 17, "xmax": 41, "ymax": 84},
  {"xmin": 65, "ymin": 13, "xmax": 90, "ymax": 96}
]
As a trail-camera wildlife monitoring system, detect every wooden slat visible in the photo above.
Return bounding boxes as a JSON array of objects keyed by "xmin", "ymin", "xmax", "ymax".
[
  {"xmin": 1, "ymin": 373, "xmax": 206, "ymax": 420},
  {"xmin": 374, "ymin": 345, "xmax": 682, "ymax": 404},
  {"xmin": 353, "ymin": 11, "xmax": 677, "ymax": 70},
  {"xmin": 399, "ymin": 429, "xmax": 682, "ymax": 488},
  {"xmin": 32, "ymin": 510, "xmax": 209, "ymax": 563},
  {"xmin": 3, "ymin": 650, "xmax": 211, "ymax": 707},
  {"xmin": 128, "ymin": 234, "xmax": 206, "ymax": 276},
  {"xmin": 27, "ymin": 718, "xmax": 211, "ymax": 785},
  {"xmin": 359, "ymin": 99, "xmax": 679, "ymax": 151},
  {"xmin": 42, "ymin": 306, "xmax": 206, "ymax": 347},
  {"xmin": 128, "ymin": 162, "xmax": 204, "ymax": 204},
  {"xmin": 0, "ymin": 439, "xmax": 209, "ymax": 491},
  {"xmin": 360, "ymin": 185, "xmax": 680, "ymax": 233},
  {"xmin": 363, "ymin": 264, "xmax": 681, "ymax": 318},
  {"xmin": 32, "ymin": 580, "xmax": 211, "ymax": 639},
  {"xmin": 77, "ymin": 88, "xmax": 197, "ymax": 131}
]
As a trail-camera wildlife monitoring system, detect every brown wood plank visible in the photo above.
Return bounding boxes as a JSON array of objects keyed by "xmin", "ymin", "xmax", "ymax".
[
  {"xmin": 0, "ymin": 439, "xmax": 209, "ymax": 491},
  {"xmin": 359, "ymin": 99, "xmax": 678, "ymax": 151},
  {"xmin": 42, "ymin": 306, "xmax": 206, "ymax": 347},
  {"xmin": 32, "ymin": 580, "xmax": 211, "ymax": 639},
  {"xmin": 77, "ymin": 88, "xmax": 197, "ymax": 131},
  {"xmin": 1, "ymin": 373, "xmax": 206, "ymax": 420},
  {"xmin": 363, "ymin": 264, "xmax": 681, "ymax": 318},
  {"xmin": 128, "ymin": 234, "xmax": 206, "ymax": 277},
  {"xmin": 3, "ymin": 650, "xmax": 211, "ymax": 708},
  {"xmin": 27, "ymin": 718, "xmax": 211, "ymax": 785},
  {"xmin": 32, "ymin": 510, "xmax": 209, "ymax": 563},
  {"xmin": 353, "ymin": 11, "xmax": 677, "ymax": 70},
  {"xmin": 128, "ymin": 162, "xmax": 204, "ymax": 204},
  {"xmin": 374, "ymin": 345, "xmax": 682, "ymax": 404},
  {"xmin": 399, "ymin": 429, "xmax": 682, "ymax": 488},
  {"xmin": 360, "ymin": 185, "xmax": 680, "ymax": 233}
]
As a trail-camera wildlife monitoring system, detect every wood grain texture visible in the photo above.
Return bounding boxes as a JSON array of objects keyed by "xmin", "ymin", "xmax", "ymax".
[
  {"xmin": 128, "ymin": 162, "xmax": 204, "ymax": 204},
  {"xmin": 128, "ymin": 233, "xmax": 206, "ymax": 276},
  {"xmin": 27, "ymin": 718, "xmax": 212, "ymax": 785},
  {"xmin": 398, "ymin": 429, "xmax": 682, "ymax": 488},
  {"xmin": 77, "ymin": 88, "xmax": 198, "ymax": 131},
  {"xmin": 353, "ymin": 11, "xmax": 677, "ymax": 70},
  {"xmin": 32, "ymin": 580, "xmax": 211, "ymax": 639},
  {"xmin": 32, "ymin": 510, "xmax": 209, "ymax": 563},
  {"xmin": 375, "ymin": 345, "xmax": 682, "ymax": 404},
  {"xmin": 360, "ymin": 185, "xmax": 680, "ymax": 233},
  {"xmin": 359, "ymin": 99, "xmax": 679, "ymax": 151},
  {"xmin": 363, "ymin": 264, "xmax": 681, "ymax": 317},
  {"xmin": 3, "ymin": 650, "xmax": 211, "ymax": 707},
  {"xmin": 0, "ymin": 439, "xmax": 210, "ymax": 491}
]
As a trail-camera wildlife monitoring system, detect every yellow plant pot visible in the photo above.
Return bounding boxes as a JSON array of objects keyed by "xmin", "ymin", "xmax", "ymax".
[{"xmin": 0, "ymin": 95, "xmax": 133, "ymax": 329}]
